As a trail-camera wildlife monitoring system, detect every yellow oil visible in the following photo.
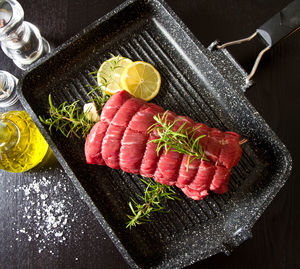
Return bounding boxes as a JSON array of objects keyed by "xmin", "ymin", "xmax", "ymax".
[{"xmin": 0, "ymin": 111, "xmax": 49, "ymax": 173}]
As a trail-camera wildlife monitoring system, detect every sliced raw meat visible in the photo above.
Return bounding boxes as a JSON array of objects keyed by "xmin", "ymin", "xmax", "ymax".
[
  {"xmin": 85, "ymin": 121, "xmax": 109, "ymax": 165},
  {"xmin": 123, "ymin": 103, "xmax": 164, "ymax": 177},
  {"xmin": 176, "ymin": 122, "xmax": 209, "ymax": 187},
  {"xmin": 188, "ymin": 160, "xmax": 216, "ymax": 191},
  {"xmin": 87, "ymin": 91, "xmax": 132, "ymax": 166},
  {"xmin": 84, "ymin": 90, "xmax": 244, "ymax": 200},
  {"xmin": 102, "ymin": 124, "xmax": 126, "ymax": 169},
  {"xmin": 101, "ymin": 90, "xmax": 131, "ymax": 124},
  {"xmin": 173, "ymin": 115, "xmax": 194, "ymax": 131},
  {"xmin": 176, "ymin": 156, "xmax": 201, "ymax": 188},
  {"xmin": 154, "ymin": 149, "xmax": 183, "ymax": 185},
  {"xmin": 154, "ymin": 116, "xmax": 194, "ymax": 185},
  {"xmin": 140, "ymin": 110, "xmax": 177, "ymax": 178},
  {"xmin": 204, "ymin": 128, "xmax": 223, "ymax": 162},
  {"xmin": 181, "ymin": 186, "xmax": 209, "ymax": 200},
  {"xmin": 218, "ymin": 131, "xmax": 242, "ymax": 168},
  {"xmin": 194, "ymin": 123, "xmax": 209, "ymax": 148},
  {"xmin": 102, "ymin": 97, "xmax": 145, "ymax": 169},
  {"xmin": 111, "ymin": 97, "xmax": 145, "ymax": 127},
  {"xmin": 128, "ymin": 103, "xmax": 164, "ymax": 133},
  {"xmin": 210, "ymin": 165, "xmax": 231, "ymax": 194},
  {"xmin": 140, "ymin": 133, "xmax": 161, "ymax": 177},
  {"xmin": 120, "ymin": 128, "xmax": 149, "ymax": 174}
]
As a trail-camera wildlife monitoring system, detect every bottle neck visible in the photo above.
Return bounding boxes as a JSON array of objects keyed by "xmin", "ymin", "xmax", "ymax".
[{"xmin": 0, "ymin": 119, "xmax": 19, "ymax": 151}]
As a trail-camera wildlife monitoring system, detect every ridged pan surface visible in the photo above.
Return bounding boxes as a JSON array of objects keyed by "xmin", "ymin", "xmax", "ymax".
[{"xmin": 17, "ymin": 0, "xmax": 292, "ymax": 268}]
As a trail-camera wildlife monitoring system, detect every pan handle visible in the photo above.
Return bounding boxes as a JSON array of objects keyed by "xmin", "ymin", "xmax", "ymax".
[
  {"xmin": 211, "ymin": 0, "xmax": 300, "ymax": 84},
  {"xmin": 257, "ymin": 0, "xmax": 300, "ymax": 47}
]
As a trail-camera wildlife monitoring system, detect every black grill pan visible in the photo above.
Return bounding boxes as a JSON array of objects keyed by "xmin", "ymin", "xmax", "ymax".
[{"xmin": 17, "ymin": 0, "xmax": 293, "ymax": 268}]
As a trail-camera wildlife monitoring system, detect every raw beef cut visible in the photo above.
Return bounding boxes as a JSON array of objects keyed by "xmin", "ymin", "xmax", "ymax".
[{"xmin": 85, "ymin": 91, "xmax": 243, "ymax": 200}]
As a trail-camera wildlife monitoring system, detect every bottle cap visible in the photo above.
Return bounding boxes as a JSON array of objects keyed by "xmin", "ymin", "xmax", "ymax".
[{"xmin": 0, "ymin": 70, "xmax": 18, "ymax": 108}]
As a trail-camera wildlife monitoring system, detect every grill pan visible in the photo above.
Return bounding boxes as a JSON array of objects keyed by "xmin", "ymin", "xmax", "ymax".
[{"xmin": 17, "ymin": 0, "xmax": 295, "ymax": 268}]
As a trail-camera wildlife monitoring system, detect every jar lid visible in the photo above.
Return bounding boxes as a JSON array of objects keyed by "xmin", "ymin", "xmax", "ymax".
[{"xmin": 0, "ymin": 70, "xmax": 18, "ymax": 107}]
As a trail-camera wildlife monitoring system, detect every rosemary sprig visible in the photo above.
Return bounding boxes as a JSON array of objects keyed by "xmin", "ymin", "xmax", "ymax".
[
  {"xmin": 148, "ymin": 111, "xmax": 209, "ymax": 170},
  {"xmin": 40, "ymin": 55, "xmax": 126, "ymax": 139},
  {"xmin": 126, "ymin": 178, "xmax": 180, "ymax": 229},
  {"xmin": 88, "ymin": 88, "xmax": 111, "ymax": 111},
  {"xmin": 39, "ymin": 57, "xmax": 113, "ymax": 139},
  {"xmin": 39, "ymin": 94, "xmax": 96, "ymax": 138}
]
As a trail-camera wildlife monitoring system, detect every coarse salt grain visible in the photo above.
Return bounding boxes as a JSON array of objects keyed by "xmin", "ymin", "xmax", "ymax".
[{"xmin": 13, "ymin": 175, "xmax": 79, "ymax": 254}]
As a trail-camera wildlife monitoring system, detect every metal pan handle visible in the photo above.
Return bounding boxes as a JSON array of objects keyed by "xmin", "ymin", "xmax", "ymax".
[{"xmin": 212, "ymin": 0, "xmax": 300, "ymax": 84}]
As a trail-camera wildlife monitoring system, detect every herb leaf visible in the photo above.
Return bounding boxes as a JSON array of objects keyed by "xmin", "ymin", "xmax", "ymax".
[
  {"xmin": 39, "ymin": 94, "xmax": 96, "ymax": 138},
  {"xmin": 88, "ymin": 89, "xmax": 111, "ymax": 112},
  {"xmin": 126, "ymin": 178, "xmax": 180, "ymax": 229},
  {"xmin": 148, "ymin": 111, "xmax": 209, "ymax": 170}
]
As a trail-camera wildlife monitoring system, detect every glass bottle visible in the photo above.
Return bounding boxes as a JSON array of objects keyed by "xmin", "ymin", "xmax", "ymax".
[
  {"xmin": 0, "ymin": 70, "xmax": 18, "ymax": 107},
  {"xmin": 0, "ymin": 0, "xmax": 50, "ymax": 69},
  {"xmin": 0, "ymin": 110, "xmax": 49, "ymax": 172}
]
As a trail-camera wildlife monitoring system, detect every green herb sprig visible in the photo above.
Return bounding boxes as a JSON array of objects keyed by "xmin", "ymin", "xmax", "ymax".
[
  {"xmin": 88, "ymin": 89, "xmax": 111, "ymax": 111},
  {"xmin": 148, "ymin": 111, "xmax": 209, "ymax": 170},
  {"xmin": 126, "ymin": 178, "xmax": 180, "ymax": 229},
  {"xmin": 39, "ymin": 55, "xmax": 128, "ymax": 139},
  {"xmin": 39, "ymin": 94, "xmax": 96, "ymax": 138}
]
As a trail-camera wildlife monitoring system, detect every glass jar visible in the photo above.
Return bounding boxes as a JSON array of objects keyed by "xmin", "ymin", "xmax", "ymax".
[
  {"xmin": 0, "ymin": 0, "xmax": 50, "ymax": 69},
  {"xmin": 0, "ymin": 110, "xmax": 49, "ymax": 172},
  {"xmin": 0, "ymin": 70, "xmax": 18, "ymax": 107}
]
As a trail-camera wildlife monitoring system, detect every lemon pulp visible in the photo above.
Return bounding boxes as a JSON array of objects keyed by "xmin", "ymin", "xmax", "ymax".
[
  {"xmin": 97, "ymin": 55, "xmax": 132, "ymax": 95},
  {"xmin": 120, "ymin": 61, "xmax": 161, "ymax": 101}
]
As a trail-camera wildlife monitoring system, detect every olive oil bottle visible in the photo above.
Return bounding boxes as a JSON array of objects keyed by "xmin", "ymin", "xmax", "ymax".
[{"xmin": 0, "ymin": 111, "xmax": 49, "ymax": 172}]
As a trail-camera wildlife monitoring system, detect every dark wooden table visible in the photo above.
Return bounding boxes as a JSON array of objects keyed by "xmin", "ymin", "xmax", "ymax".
[{"xmin": 1, "ymin": 0, "xmax": 299, "ymax": 268}]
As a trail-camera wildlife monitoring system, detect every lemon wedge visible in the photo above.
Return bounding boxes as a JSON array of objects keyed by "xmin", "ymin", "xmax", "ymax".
[
  {"xmin": 120, "ymin": 61, "xmax": 161, "ymax": 101},
  {"xmin": 97, "ymin": 56, "xmax": 132, "ymax": 95}
]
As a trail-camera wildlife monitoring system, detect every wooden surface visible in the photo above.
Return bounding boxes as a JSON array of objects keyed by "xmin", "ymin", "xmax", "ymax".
[{"xmin": 0, "ymin": 0, "xmax": 299, "ymax": 268}]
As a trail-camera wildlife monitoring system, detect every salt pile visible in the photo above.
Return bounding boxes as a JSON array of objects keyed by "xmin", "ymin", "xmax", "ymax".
[{"xmin": 12, "ymin": 175, "xmax": 79, "ymax": 254}]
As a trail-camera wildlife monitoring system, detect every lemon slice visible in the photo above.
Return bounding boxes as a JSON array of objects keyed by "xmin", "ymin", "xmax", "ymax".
[
  {"xmin": 120, "ymin": 61, "xmax": 161, "ymax": 101},
  {"xmin": 97, "ymin": 56, "xmax": 133, "ymax": 95}
]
